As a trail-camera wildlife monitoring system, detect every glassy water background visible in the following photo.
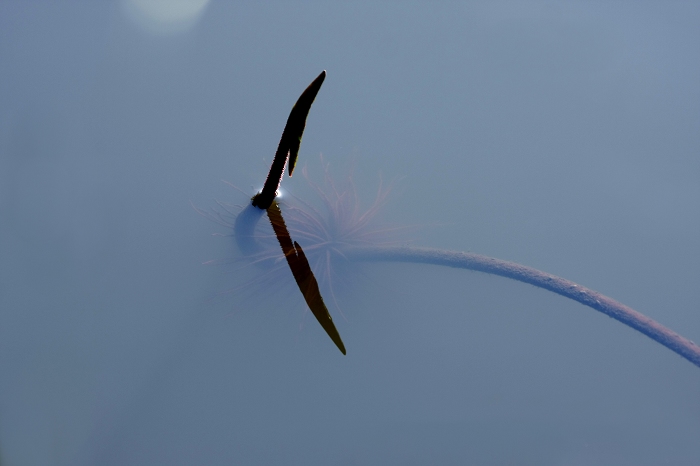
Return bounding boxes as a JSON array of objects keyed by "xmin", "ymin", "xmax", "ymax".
[{"xmin": 1, "ymin": 1, "xmax": 699, "ymax": 464}]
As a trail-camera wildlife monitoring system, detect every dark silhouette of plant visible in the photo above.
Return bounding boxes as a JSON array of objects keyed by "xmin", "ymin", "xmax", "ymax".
[
  {"xmin": 239, "ymin": 70, "xmax": 346, "ymax": 354},
  {"xmin": 224, "ymin": 71, "xmax": 700, "ymax": 367}
]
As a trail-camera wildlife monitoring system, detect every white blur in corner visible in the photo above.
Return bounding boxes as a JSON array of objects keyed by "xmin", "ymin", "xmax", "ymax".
[{"xmin": 122, "ymin": 0, "xmax": 210, "ymax": 35}]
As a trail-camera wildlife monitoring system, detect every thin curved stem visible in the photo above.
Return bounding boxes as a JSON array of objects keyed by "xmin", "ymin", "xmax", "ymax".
[{"xmin": 345, "ymin": 245, "xmax": 700, "ymax": 368}]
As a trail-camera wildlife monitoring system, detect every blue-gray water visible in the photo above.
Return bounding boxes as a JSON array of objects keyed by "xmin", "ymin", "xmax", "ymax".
[{"xmin": 1, "ymin": 1, "xmax": 699, "ymax": 464}]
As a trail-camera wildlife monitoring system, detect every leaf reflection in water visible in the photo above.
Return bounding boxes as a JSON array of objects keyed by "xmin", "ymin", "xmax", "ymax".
[{"xmin": 266, "ymin": 200, "xmax": 346, "ymax": 355}]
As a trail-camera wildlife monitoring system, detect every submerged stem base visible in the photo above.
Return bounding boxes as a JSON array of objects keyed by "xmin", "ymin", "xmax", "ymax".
[{"xmin": 346, "ymin": 245, "xmax": 700, "ymax": 368}]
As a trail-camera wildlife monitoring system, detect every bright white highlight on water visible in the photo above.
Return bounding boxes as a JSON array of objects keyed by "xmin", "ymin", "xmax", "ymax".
[{"xmin": 123, "ymin": 0, "xmax": 210, "ymax": 34}]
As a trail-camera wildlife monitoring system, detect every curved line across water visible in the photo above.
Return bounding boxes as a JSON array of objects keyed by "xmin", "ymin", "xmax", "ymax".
[{"xmin": 346, "ymin": 245, "xmax": 700, "ymax": 368}]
